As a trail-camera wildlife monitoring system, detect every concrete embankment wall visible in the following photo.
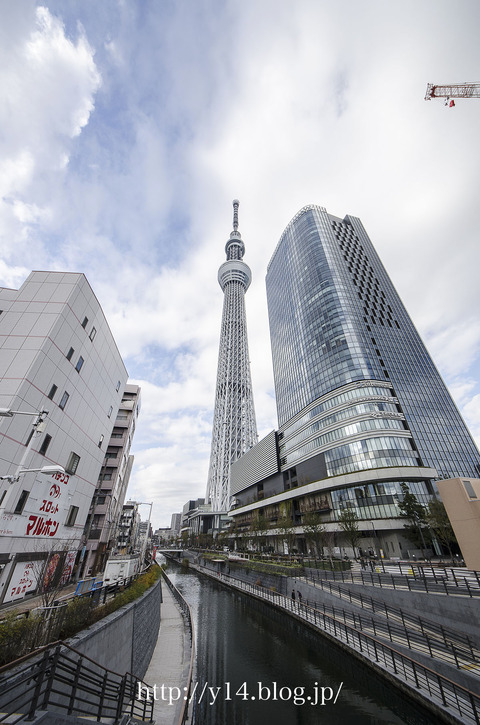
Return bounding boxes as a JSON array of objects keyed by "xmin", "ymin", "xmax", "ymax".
[
  {"xmin": 182, "ymin": 553, "xmax": 480, "ymax": 693},
  {"xmin": 192, "ymin": 554, "xmax": 480, "ymax": 645},
  {"xmin": 67, "ymin": 574, "xmax": 162, "ymax": 679},
  {"xmin": 175, "ymin": 553, "xmax": 480, "ymax": 724}
]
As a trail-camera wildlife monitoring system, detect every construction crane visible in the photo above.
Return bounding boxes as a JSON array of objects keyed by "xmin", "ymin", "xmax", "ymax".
[{"xmin": 425, "ymin": 82, "xmax": 480, "ymax": 106}]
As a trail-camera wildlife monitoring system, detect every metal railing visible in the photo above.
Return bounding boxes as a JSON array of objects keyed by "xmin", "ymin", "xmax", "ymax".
[
  {"xmin": 297, "ymin": 594, "xmax": 479, "ymax": 673},
  {"xmin": 307, "ymin": 565, "xmax": 480, "ymax": 597},
  {"xmin": 189, "ymin": 560, "xmax": 480, "ymax": 725},
  {"xmin": 160, "ymin": 569, "xmax": 195, "ymax": 725},
  {"xmin": 0, "ymin": 640, "xmax": 154, "ymax": 724},
  {"xmin": 303, "ymin": 570, "xmax": 479, "ymax": 666}
]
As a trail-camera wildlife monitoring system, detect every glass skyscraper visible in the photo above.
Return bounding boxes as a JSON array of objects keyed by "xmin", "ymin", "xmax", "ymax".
[
  {"xmin": 266, "ymin": 205, "xmax": 480, "ymax": 483},
  {"xmin": 228, "ymin": 204, "xmax": 480, "ymax": 558}
]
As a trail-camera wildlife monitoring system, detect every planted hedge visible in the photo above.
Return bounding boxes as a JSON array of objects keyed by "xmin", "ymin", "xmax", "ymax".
[{"xmin": 0, "ymin": 565, "xmax": 161, "ymax": 667}]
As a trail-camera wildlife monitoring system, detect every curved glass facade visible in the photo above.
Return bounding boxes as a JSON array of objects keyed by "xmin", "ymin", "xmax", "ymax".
[
  {"xmin": 328, "ymin": 480, "xmax": 432, "ymax": 522},
  {"xmin": 266, "ymin": 206, "xmax": 480, "ymax": 481},
  {"xmin": 281, "ymin": 381, "xmax": 395, "ymax": 437}
]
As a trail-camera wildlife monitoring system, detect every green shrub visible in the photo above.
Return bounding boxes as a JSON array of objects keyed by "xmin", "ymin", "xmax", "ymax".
[
  {"xmin": 0, "ymin": 612, "xmax": 40, "ymax": 666},
  {"xmin": 59, "ymin": 597, "xmax": 93, "ymax": 639},
  {"xmin": 0, "ymin": 565, "xmax": 162, "ymax": 667}
]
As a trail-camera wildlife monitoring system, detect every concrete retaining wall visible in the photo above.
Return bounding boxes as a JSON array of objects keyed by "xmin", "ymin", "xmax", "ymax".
[
  {"xmin": 199, "ymin": 555, "xmax": 480, "ymax": 645},
  {"xmin": 303, "ymin": 576, "xmax": 480, "ymax": 643},
  {"xmin": 196, "ymin": 555, "xmax": 291, "ymax": 595},
  {"xmin": 67, "ymin": 574, "xmax": 162, "ymax": 679}
]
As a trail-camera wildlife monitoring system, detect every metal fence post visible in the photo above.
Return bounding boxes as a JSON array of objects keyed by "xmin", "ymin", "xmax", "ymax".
[
  {"xmin": 67, "ymin": 656, "xmax": 83, "ymax": 714},
  {"xmin": 26, "ymin": 647, "xmax": 53, "ymax": 720},
  {"xmin": 469, "ymin": 691, "xmax": 480, "ymax": 725},
  {"xmin": 98, "ymin": 670, "xmax": 108, "ymax": 720},
  {"xmin": 115, "ymin": 673, "xmax": 127, "ymax": 721},
  {"xmin": 40, "ymin": 644, "xmax": 62, "ymax": 712}
]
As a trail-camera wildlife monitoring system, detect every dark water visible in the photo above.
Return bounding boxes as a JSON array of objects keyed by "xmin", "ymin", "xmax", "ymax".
[{"xmin": 165, "ymin": 563, "xmax": 438, "ymax": 725}]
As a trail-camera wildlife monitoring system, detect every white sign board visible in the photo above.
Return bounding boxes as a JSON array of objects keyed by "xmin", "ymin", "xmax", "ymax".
[{"xmin": 5, "ymin": 560, "xmax": 41, "ymax": 603}]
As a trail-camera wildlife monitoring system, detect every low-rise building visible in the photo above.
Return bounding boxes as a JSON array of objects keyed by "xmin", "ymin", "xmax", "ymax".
[
  {"xmin": 116, "ymin": 500, "xmax": 141, "ymax": 554},
  {"xmin": 81, "ymin": 384, "xmax": 141, "ymax": 577},
  {"xmin": 436, "ymin": 478, "xmax": 480, "ymax": 570}
]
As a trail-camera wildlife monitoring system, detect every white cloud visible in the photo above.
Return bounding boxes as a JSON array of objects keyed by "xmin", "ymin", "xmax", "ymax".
[
  {"xmin": 0, "ymin": 1, "xmax": 479, "ymax": 527},
  {"xmin": 0, "ymin": 4, "xmax": 100, "ymax": 264},
  {"xmin": 0, "ymin": 260, "xmax": 30, "ymax": 290}
]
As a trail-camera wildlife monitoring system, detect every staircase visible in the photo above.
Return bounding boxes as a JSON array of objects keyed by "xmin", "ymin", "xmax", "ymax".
[{"xmin": 0, "ymin": 641, "xmax": 153, "ymax": 725}]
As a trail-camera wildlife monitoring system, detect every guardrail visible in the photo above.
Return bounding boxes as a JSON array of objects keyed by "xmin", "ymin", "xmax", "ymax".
[
  {"xmin": 160, "ymin": 569, "xmax": 195, "ymax": 725},
  {"xmin": 0, "ymin": 640, "xmax": 154, "ymax": 724},
  {"xmin": 189, "ymin": 560, "xmax": 480, "ymax": 724}
]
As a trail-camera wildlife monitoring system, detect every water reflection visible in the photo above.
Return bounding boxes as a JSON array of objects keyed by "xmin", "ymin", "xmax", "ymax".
[{"xmin": 165, "ymin": 562, "xmax": 436, "ymax": 725}]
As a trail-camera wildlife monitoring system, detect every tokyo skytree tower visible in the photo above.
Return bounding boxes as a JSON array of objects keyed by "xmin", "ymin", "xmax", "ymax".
[{"xmin": 206, "ymin": 200, "xmax": 258, "ymax": 513}]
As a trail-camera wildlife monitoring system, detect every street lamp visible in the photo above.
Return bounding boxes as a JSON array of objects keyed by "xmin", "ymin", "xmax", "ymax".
[
  {"xmin": 0, "ymin": 465, "xmax": 65, "ymax": 483},
  {"xmin": 0, "ymin": 408, "xmax": 48, "ymax": 418},
  {"xmin": 0, "ymin": 408, "xmax": 65, "ymax": 487}
]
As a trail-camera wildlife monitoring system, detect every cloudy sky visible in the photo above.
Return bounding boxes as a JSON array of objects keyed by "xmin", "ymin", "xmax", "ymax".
[{"xmin": 1, "ymin": 0, "xmax": 479, "ymax": 528}]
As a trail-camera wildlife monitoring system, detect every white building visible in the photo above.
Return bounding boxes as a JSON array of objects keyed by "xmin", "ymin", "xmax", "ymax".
[
  {"xmin": 116, "ymin": 500, "xmax": 141, "ymax": 554},
  {"xmin": 81, "ymin": 384, "xmax": 141, "ymax": 578},
  {"xmin": 0, "ymin": 271, "xmax": 128, "ymax": 604},
  {"xmin": 170, "ymin": 513, "xmax": 182, "ymax": 535}
]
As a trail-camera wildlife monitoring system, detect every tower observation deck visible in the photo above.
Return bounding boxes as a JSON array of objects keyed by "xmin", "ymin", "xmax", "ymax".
[{"xmin": 206, "ymin": 200, "xmax": 258, "ymax": 514}]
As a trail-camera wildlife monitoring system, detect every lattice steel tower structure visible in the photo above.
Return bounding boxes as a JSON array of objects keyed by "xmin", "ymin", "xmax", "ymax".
[{"xmin": 206, "ymin": 200, "xmax": 258, "ymax": 513}]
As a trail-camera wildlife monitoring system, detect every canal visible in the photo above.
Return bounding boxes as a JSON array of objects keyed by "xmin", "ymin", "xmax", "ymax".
[{"xmin": 165, "ymin": 561, "xmax": 438, "ymax": 725}]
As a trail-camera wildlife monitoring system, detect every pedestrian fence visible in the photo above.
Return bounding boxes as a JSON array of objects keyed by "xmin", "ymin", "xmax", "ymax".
[
  {"xmin": 0, "ymin": 571, "xmax": 148, "ymax": 658},
  {"xmin": 307, "ymin": 565, "xmax": 480, "ymax": 597},
  {"xmin": 303, "ymin": 570, "xmax": 479, "ymax": 670},
  {"xmin": 192, "ymin": 563, "xmax": 480, "ymax": 725}
]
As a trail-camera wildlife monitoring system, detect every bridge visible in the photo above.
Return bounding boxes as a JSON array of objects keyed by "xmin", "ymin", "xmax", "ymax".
[{"xmin": 157, "ymin": 548, "xmax": 184, "ymax": 558}]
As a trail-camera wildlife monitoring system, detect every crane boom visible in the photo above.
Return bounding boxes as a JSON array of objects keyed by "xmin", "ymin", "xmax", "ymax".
[{"xmin": 425, "ymin": 82, "xmax": 480, "ymax": 100}]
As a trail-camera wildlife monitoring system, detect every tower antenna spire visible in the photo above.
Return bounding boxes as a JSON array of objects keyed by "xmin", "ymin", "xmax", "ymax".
[{"xmin": 232, "ymin": 199, "xmax": 240, "ymax": 233}]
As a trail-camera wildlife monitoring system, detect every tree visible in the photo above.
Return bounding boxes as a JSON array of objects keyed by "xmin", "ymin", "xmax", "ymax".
[
  {"xmin": 198, "ymin": 533, "xmax": 213, "ymax": 550},
  {"xmin": 338, "ymin": 508, "xmax": 361, "ymax": 559},
  {"xmin": 256, "ymin": 513, "xmax": 269, "ymax": 552},
  {"xmin": 302, "ymin": 512, "xmax": 325, "ymax": 558},
  {"xmin": 397, "ymin": 483, "xmax": 430, "ymax": 557},
  {"xmin": 247, "ymin": 517, "xmax": 261, "ymax": 552},
  {"xmin": 277, "ymin": 502, "xmax": 297, "ymax": 556},
  {"xmin": 425, "ymin": 498, "xmax": 458, "ymax": 560},
  {"xmin": 29, "ymin": 538, "xmax": 78, "ymax": 609},
  {"xmin": 322, "ymin": 529, "xmax": 336, "ymax": 568}
]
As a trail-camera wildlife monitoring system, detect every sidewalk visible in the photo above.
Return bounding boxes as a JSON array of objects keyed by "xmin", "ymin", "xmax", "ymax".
[
  {"xmin": 144, "ymin": 581, "xmax": 191, "ymax": 725},
  {"xmin": 0, "ymin": 583, "xmax": 78, "ymax": 616}
]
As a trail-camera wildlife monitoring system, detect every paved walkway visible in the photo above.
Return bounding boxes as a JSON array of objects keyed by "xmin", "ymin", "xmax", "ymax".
[
  {"xmin": 0, "ymin": 583, "xmax": 78, "ymax": 616},
  {"xmin": 144, "ymin": 581, "xmax": 191, "ymax": 725}
]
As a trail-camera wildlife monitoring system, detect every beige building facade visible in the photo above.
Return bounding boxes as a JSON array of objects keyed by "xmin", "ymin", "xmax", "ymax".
[{"xmin": 436, "ymin": 478, "xmax": 480, "ymax": 570}]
